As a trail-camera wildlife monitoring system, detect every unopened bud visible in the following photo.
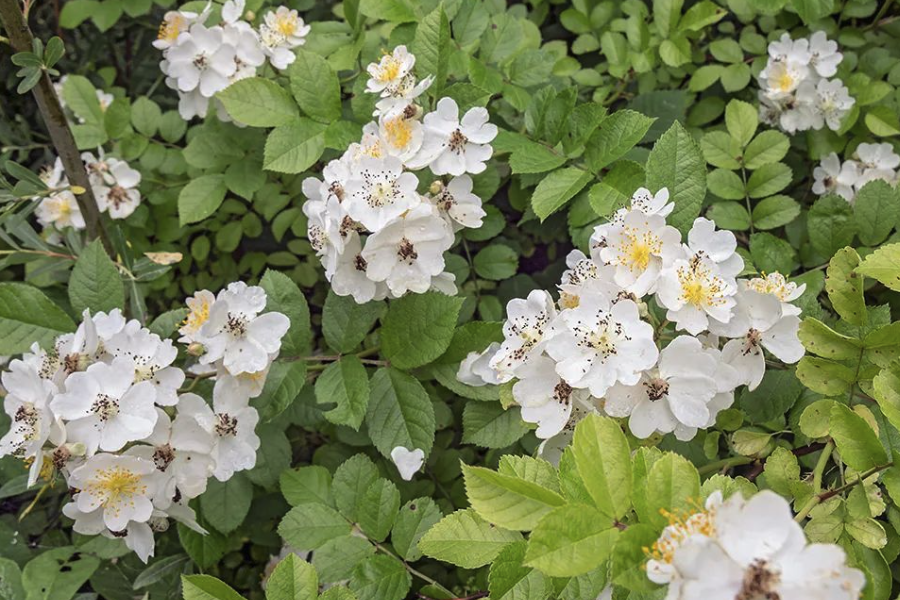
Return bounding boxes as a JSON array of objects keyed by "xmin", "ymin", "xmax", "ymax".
[
  {"xmin": 187, "ymin": 342, "xmax": 205, "ymax": 357},
  {"xmin": 245, "ymin": 10, "xmax": 255, "ymax": 21},
  {"xmin": 637, "ymin": 300, "xmax": 649, "ymax": 319},
  {"xmin": 70, "ymin": 186, "xmax": 86, "ymax": 195},
  {"xmin": 428, "ymin": 180, "xmax": 444, "ymax": 195},
  {"xmin": 66, "ymin": 442, "xmax": 87, "ymax": 457}
]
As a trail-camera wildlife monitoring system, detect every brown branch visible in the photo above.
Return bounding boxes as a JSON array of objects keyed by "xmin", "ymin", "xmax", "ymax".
[{"xmin": 0, "ymin": 0, "xmax": 112, "ymax": 254}]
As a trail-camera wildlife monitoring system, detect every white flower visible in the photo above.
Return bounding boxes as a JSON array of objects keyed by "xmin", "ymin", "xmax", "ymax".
[
  {"xmin": 805, "ymin": 78, "xmax": 854, "ymax": 131},
  {"xmin": 390, "ymin": 446, "xmax": 424, "ymax": 481},
  {"xmin": 361, "ymin": 203, "xmax": 454, "ymax": 296},
  {"xmin": 744, "ymin": 272, "xmax": 805, "ymax": 317},
  {"xmin": 52, "ymin": 357, "xmax": 158, "ymax": 455},
  {"xmin": 406, "ymin": 98, "xmax": 497, "ymax": 176},
  {"xmin": 199, "ymin": 282, "xmax": 291, "ymax": 375},
  {"xmin": 513, "ymin": 355, "xmax": 590, "ymax": 439},
  {"xmin": 489, "ymin": 290, "xmax": 557, "ymax": 382},
  {"xmin": 767, "ymin": 33, "xmax": 812, "ymax": 66},
  {"xmin": 430, "ymin": 175, "xmax": 486, "ymax": 231},
  {"xmin": 808, "ymin": 31, "xmax": 842, "ymax": 78},
  {"xmin": 605, "ymin": 336, "xmax": 718, "ymax": 441},
  {"xmin": 165, "ymin": 23, "xmax": 236, "ymax": 97},
  {"xmin": 153, "ymin": 5, "xmax": 209, "ymax": 51},
  {"xmin": 330, "ymin": 233, "xmax": 387, "ymax": 303},
  {"xmin": 106, "ymin": 326, "xmax": 184, "ymax": 407},
  {"xmin": 374, "ymin": 75, "xmax": 434, "ymax": 119},
  {"xmin": 304, "ymin": 194, "xmax": 350, "ymax": 278},
  {"xmin": 221, "ymin": 0, "xmax": 245, "ymax": 24},
  {"xmin": 684, "ymin": 217, "xmax": 744, "ymax": 279},
  {"xmin": 179, "ymin": 290, "xmax": 217, "ymax": 344},
  {"xmin": 760, "ymin": 59, "xmax": 809, "ymax": 97},
  {"xmin": 546, "ymin": 291, "xmax": 658, "ymax": 397},
  {"xmin": 366, "ymin": 46, "xmax": 416, "ymax": 95},
  {"xmin": 378, "ymin": 114, "xmax": 424, "ymax": 164},
  {"xmin": 656, "ymin": 253, "xmax": 737, "ymax": 335},
  {"xmin": 175, "ymin": 88, "xmax": 211, "ymax": 120},
  {"xmin": 457, "ymin": 342, "xmax": 502, "ymax": 387},
  {"xmin": 344, "ymin": 156, "xmax": 422, "ymax": 231},
  {"xmin": 599, "ymin": 209, "xmax": 682, "ymax": 296},
  {"xmin": 62, "ymin": 501, "xmax": 158, "ymax": 562},
  {"xmin": 558, "ymin": 253, "xmax": 621, "ymax": 310},
  {"xmin": 67, "ymin": 453, "xmax": 158, "ymax": 531},
  {"xmin": 0, "ymin": 360, "xmax": 61, "ymax": 486},
  {"xmin": 590, "ymin": 187, "xmax": 674, "ymax": 256},
  {"xmin": 669, "ymin": 491, "xmax": 865, "ymax": 600},
  {"xmin": 214, "ymin": 361, "xmax": 272, "ymax": 400},
  {"xmin": 93, "ymin": 159, "xmax": 141, "ymax": 219},
  {"xmin": 130, "ymin": 404, "xmax": 215, "ymax": 506},
  {"xmin": 264, "ymin": 6, "xmax": 310, "ymax": 47},
  {"xmin": 855, "ymin": 142, "xmax": 900, "ymax": 188},
  {"xmin": 812, "ymin": 153, "xmax": 860, "ymax": 202},
  {"xmin": 535, "ymin": 396, "xmax": 600, "ymax": 466},
  {"xmin": 180, "ymin": 386, "xmax": 260, "ymax": 481},
  {"xmin": 710, "ymin": 289, "xmax": 804, "ymax": 390},
  {"xmin": 222, "ymin": 22, "xmax": 266, "ymax": 80},
  {"xmin": 36, "ymin": 190, "xmax": 84, "ymax": 231}
]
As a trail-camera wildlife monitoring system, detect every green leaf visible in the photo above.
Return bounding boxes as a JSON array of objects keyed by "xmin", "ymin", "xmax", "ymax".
[
  {"xmin": 710, "ymin": 39, "xmax": 744, "ymax": 63},
  {"xmin": 178, "ymin": 523, "xmax": 227, "ymax": 570},
  {"xmin": 419, "ymin": 509, "xmax": 523, "ymax": 569},
  {"xmin": 349, "ymin": 555, "xmax": 411, "ymax": 600},
  {"xmin": 509, "ymin": 140, "xmax": 567, "ymax": 174},
  {"xmin": 217, "ymin": 78, "xmax": 299, "ymax": 127},
  {"xmin": 333, "ymin": 454, "xmax": 380, "ymax": 522},
  {"xmin": 131, "ymin": 96, "xmax": 161, "ymax": 137},
  {"xmin": 749, "ymin": 232, "xmax": 795, "ymax": 274},
  {"xmin": 69, "ymin": 239, "xmax": 124, "ymax": 315},
  {"xmin": 288, "ymin": 51, "xmax": 342, "ymax": 123},
  {"xmin": 678, "ymin": 0, "xmax": 727, "ymax": 31},
  {"xmin": 246, "ymin": 425, "xmax": 292, "ymax": 487},
  {"xmin": 181, "ymin": 575, "xmax": 244, "ymax": 600},
  {"xmin": 358, "ymin": 478, "xmax": 401, "ymax": 542},
  {"xmin": 798, "ymin": 318, "xmax": 860, "ymax": 361},
  {"xmin": 532, "ymin": 167, "xmax": 594, "ymax": 221},
  {"xmin": 830, "ymin": 403, "xmax": 888, "ymax": 471},
  {"xmin": 474, "ymin": 244, "xmax": 519, "ymax": 280},
  {"xmin": 725, "ymin": 100, "xmax": 757, "ymax": 147},
  {"xmin": 752, "ymin": 195, "xmax": 800, "ymax": 230},
  {"xmin": 412, "ymin": 5, "xmax": 450, "ymax": 98},
  {"xmin": 462, "ymin": 402, "xmax": 529, "ymax": 448},
  {"xmin": 313, "ymin": 536, "xmax": 374, "ymax": 584},
  {"xmin": 264, "ymin": 120, "xmax": 326, "ymax": 173},
  {"xmin": 381, "ymin": 292, "xmax": 464, "ymax": 370},
  {"xmin": 645, "ymin": 120, "xmax": 707, "ymax": 233},
  {"xmin": 854, "ymin": 180, "xmax": 900, "ymax": 246},
  {"xmin": 524, "ymin": 504, "xmax": 619, "ymax": 577},
  {"xmin": 0, "ymin": 558, "xmax": 23, "ymax": 600},
  {"xmin": 645, "ymin": 453, "xmax": 701, "ymax": 529},
  {"xmin": 265, "ymin": 554, "xmax": 318, "ymax": 600},
  {"xmin": 796, "ymin": 356, "xmax": 855, "ymax": 396},
  {"xmin": 739, "ymin": 369, "xmax": 804, "ymax": 424},
  {"xmin": 701, "ymin": 131, "xmax": 742, "ymax": 170},
  {"xmin": 315, "ymin": 357, "xmax": 370, "ymax": 430},
  {"xmin": 856, "ymin": 243, "xmax": 900, "ymax": 292},
  {"xmin": 281, "ymin": 465, "xmax": 334, "ymax": 507},
  {"xmin": 746, "ymin": 162, "xmax": 792, "ymax": 198},
  {"xmin": 865, "ymin": 106, "xmax": 900, "ymax": 137},
  {"xmin": 571, "ymin": 415, "xmax": 632, "ymax": 520},
  {"xmin": 391, "ymin": 498, "xmax": 444, "ymax": 561},
  {"xmin": 708, "ymin": 201, "xmax": 751, "ymax": 231},
  {"xmin": 322, "ymin": 291, "xmax": 384, "ymax": 353},
  {"xmin": 63, "ymin": 75, "xmax": 103, "ymax": 124},
  {"xmin": 489, "ymin": 541, "xmax": 553, "ymax": 600},
  {"xmin": 826, "ymin": 247, "xmax": 867, "ymax": 326},
  {"xmin": 0, "ymin": 283, "xmax": 76, "ymax": 354},
  {"xmin": 278, "ymin": 503, "xmax": 352, "ymax": 550},
  {"xmin": 365, "ymin": 367, "xmax": 435, "ymax": 458},
  {"xmin": 179, "ymin": 174, "xmax": 227, "ymax": 226},
  {"xmin": 707, "ymin": 168, "xmax": 745, "ymax": 200},
  {"xmin": 808, "ymin": 195, "xmax": 857, "ymax": 258},
  {"xmin": 743, "ymin": 130, "xmax": 790, "ymax": 169},
  {"xmin": 255, "ymin": 361, "xmax": 307, "ymax": 422},
  {"xmin": 764, "ymin": 447, "xmax": 800, "ymax": 496},
  {"xmin": 22, "ymin": 547, "xmax": 99, "ymax": 600},
  {"xmin": 59, "ymin": 0, "xmax": 99, "ymax": 27},
  {"xmin": 358, "ymin": 0, "xmax": 417, "ymax": 23},
  {"xmin": 462, "ymin": 464, "xmax": 566, "ymax": 531},
  {"xmin": 260, "ymin": 269, "xmax": 311, "ymax": 356},
  {"xmin": 588, "ymin": 160, "xmax": 645, "ymax": 217},
  {"xmin": 791, "ymin": 0, "xmax": 834, "ymax": 23},
  {"xmin": 584, "ymin": 109, "xmax": 655, "ymax": 172},
  {"xmin": 200, "ymin": 474, "xmax": 253, "ymax": 534},
  {"xmin": 873, "ymin": 363, "xmax": 900, "ymax": 433}
]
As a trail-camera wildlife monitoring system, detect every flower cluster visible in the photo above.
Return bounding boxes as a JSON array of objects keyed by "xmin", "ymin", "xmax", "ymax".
[
  {"xmin": 155, "ymin": 0, "xmax": 309, "ymax": 120},
  {"xmin": 458, "ymin": 188, "xmax": 805, "ymax": 458},
  {"xmin": 646, "ymin": 491, "xmax": 864, "ymax": 600},
  {"xmin": 813, "ymin": 142, "xmax": 900, "ymax": 203},
  {"xmin": 301, "ymin": 46, "xmax": 497, "ymax": 302},
  {"xmin": 0, "ymin": 281, "xmax": 289, "ymax": 562},
  {"xmin": 758, "ymin": 32, "xmax": 854, "ymax": 133},
  {"xmin": 35, "ymin": 151, "xmax": 143, "ymax": 236}
]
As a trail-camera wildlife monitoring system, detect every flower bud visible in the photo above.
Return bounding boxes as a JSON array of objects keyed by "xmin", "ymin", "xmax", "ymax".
[
  {"xmin": 428, "ymin": 180, "xmax": 444, "ymax": 195},
  {"xmin": 187, "ymin": 342, "xmax": 205, "ymax": 357}
]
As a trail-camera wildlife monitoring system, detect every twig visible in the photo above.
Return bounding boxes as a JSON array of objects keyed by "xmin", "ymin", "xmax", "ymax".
[{"xmin": 0, "ymin": 0, "xmax": 112, "ymax": 254}]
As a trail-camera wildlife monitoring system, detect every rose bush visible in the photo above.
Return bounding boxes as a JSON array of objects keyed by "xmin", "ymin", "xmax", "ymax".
[{"xmin": 3, "ymin": 0, "xmax": 900, "ymax": 599}]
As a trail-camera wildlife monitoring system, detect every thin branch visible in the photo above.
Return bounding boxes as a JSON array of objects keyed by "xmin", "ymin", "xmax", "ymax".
[{"xmin": 0, "ymin": 0, "xmax": 112, "ymax": 254}]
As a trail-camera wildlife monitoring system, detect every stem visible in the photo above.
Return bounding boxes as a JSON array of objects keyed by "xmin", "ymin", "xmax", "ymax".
[
  {"xmin": 812, "ymin": 440, "xmax": 834, "ymax": 494},
  {"xmin": 867, "ymin": 0, "xmax": 895, "ymax": 29},
  {"xmin": 697, "ymin": 455, "xmax": 754, "ymax": 476},
  {"xmin": 795, "ymin": 454, "xmax": 890, "ymax": 522},
  {"xmin": 0, "ymin": 248, "xmax": 76, "ymax": 260},
  {"xmin": 0, "ymin": 0, "xmax": 112, "ymax": 254},
  {"xmin": 371, "ymin": 538, "xmax": 453, "ymax": 595}
]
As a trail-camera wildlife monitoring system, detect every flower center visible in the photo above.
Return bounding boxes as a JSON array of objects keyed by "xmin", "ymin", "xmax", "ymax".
[
  {"xmin": 182, "ymin": 298, "xmax": 211, "ymax": 334},
  {"xmin": 552, "ymin": 381, "xmax": 573, "ymax": 405},
  {"xmin": 383, "ymin": 116, "xmax": 413, "ymax": 150},
  {"xmin": 153, "ymin": 444, "xmax": 175, "ymax": 471},
  {"xmin": 354, "ymin": 254, "xmax": 368, "ymax": 272},
  {"xmin": 91, "ymin": 394, "xmax": 120, "ymax": 421},
  {"xmin": 645, "ymin": 377, "xmax": 669, "ymax": 401},
  {"xmin": 275, "ymin": 14, "xmax": 298, "ymax": 36},
  {"xmin": 397, "ymin": 238, "xmax": 418, "ymax": 261},
  {"xmin": 215, "ymin": 413, "xmax": 238, "ymax": 436},
  {"xmin": 157, "ymin": 14, "xmax": 184, "ymax": 42},
  {"xmin": 86, "ymin": 466, "xmax": 146, "ymax": 510},
  {"xmin": 225, "ymin": 313, "xmax": 249, "ymax": 336},
  {"xmin": 449, "ymin": 129, "xmax": 468, "ymax": 153},
  {"xmin": 368, "ymin": 180, "xmax": 397, "ymax": 208},
  {"xmin": 615, "ymin": 228, "xmax": 661, "ymax": 272},
  {"xmin": 377, "ymin": 56, "xmax": 402, "ymax": 83},
  {"xmin": 737, "ymin": 560, "xmax": 780, "ymax": 600},
  {"xmin": 677, "ymin": 258, "xmax": 725, "ymax": 308}
]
